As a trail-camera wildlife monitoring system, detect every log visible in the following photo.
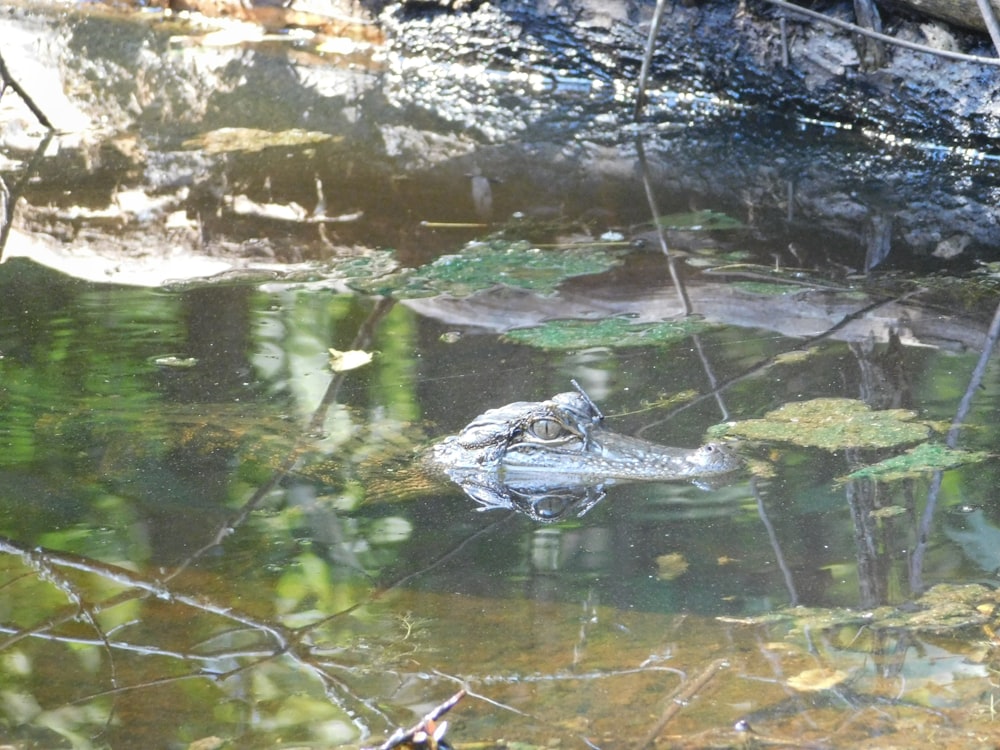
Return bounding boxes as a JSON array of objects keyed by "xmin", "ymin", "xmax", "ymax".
[{"xmin": 882, "ymin": 0, "xmax": 1000, "ymax": 33}]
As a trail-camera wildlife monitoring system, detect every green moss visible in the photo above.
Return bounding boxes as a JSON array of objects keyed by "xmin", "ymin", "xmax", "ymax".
[
  {"xmin": 349, "ymin": 241, "xmax": 622, "ymax": 299},
  {"xmin": 503, "ymin": 316, "xmax": 714, "ymax": 350},
  {"xmin": 845, "ymin": 442, "xmax": 991, "ymax": 481},
  {"xmin": 719, "ymin": 398, "xmax": 929, "ymax": 449}
]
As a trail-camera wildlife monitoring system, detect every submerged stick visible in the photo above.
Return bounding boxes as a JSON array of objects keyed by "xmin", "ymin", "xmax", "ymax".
[
  {"xmin": 910, "ymin": 298, "xmax": 1000, "ymax": 591},
  {"xmin": 638, "ymin": 658, "xmax": 729, "ymax": 748}
]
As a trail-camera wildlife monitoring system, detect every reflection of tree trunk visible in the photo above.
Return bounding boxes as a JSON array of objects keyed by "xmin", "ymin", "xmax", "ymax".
[
  {"xmin": 844, "ymin": 472, "xmax": 887, "ymax": 608},
  {"xmin": 863, "ymin": 211, "xmax": 893, "ymax": 273},
  {"xmin": 176, "ymin": 286, "xmax": 255, "ymax": 401},
  {"xmin": 852, "ymin": 0, "xmax": 886, "ymax": 69},
  {"xmin": 851, "ymin": 329, "xmax": 909, "ymax": 410},
  {"xmin": 843, "ymin": 332, "xmax": 912, "ymax": 607}
]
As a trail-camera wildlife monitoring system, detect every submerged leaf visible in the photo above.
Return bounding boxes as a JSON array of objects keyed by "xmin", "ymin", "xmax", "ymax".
[
  {"xmin": 656, "ymin": 552, "xmax": 690, "ymax": 580},
  {"xmin": 719, "ymin": 398, "xmax": 929, "ymax": 450},
  {"xmin": 787, "ymin": 668, "xmax": 849, "ymax": 692},
  {"xmin": 503, "ymin": 317, "xmax": 713, "ymax": 350},
  {"xmin": 845, "ymin": 442, "xmax": 990, "ymax": 482}
]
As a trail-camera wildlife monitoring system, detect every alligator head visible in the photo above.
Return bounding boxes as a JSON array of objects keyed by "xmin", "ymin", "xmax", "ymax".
[{"xmin": 426, "ymin": 383, "xmax": 740, "ymax": 492}]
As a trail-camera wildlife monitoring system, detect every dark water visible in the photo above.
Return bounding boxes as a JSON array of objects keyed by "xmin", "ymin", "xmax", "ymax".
[{"xmin": 3, "ymin": 4, "xmax": 1000, "ymax": 748}]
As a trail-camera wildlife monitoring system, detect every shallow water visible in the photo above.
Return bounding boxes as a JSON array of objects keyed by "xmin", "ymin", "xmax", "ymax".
[{"xmin": 3, "ymin": 4, "xmax": 1000, "ymax": 748}]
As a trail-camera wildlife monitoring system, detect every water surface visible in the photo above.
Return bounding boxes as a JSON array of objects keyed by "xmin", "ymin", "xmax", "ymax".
[{"xmin": 2, "ymin": 4, "xmax": 1000, "ymax": 748}]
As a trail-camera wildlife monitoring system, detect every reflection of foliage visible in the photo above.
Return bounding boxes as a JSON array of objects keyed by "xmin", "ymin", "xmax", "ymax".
[
  {"xmin": 717, "ymin": 398, "xmax": 930, "ymax": 449},
  {"xmin": 0, "ymin": 286, "xmax": 180, "ymax": 473},
  {"xmin": 0, "ymin": 536, "xmax": 404, "ymax": 748},
  {"xmin": 844, "ymin": 442, "xmax": 990, "ymax": 481},
  {"xmin": 503, "ymin": 316, "xmax": 714, "ymax": 350},
  {"xmin": 349, "ymin": 240, "xmax": 622, "ymax": 298}
]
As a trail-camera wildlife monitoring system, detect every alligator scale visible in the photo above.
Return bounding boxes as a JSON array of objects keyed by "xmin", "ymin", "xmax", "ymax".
[{"xmin": 425, "ymin": 383, "xmax": 739, "ymax": 520}]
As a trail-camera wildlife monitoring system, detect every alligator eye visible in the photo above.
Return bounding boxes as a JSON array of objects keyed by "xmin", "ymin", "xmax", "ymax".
[{"xmin": 528, "ymin": 418, "xmax": 569, "ymax": 441}]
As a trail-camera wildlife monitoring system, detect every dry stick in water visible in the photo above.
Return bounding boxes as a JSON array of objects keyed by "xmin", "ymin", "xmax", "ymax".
[{"xmin": 638, "ymin": 657, "xmax": 729, "ymax": 748}]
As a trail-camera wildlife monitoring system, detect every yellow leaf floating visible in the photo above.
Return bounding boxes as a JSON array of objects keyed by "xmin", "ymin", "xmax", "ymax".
[
  {"xmin": 328, "ymin": 349, "xmax": 374, "ymax": 372},
  {"xmin": 787, "ymin": 667, "xmax": 848, "ymax": 692}
]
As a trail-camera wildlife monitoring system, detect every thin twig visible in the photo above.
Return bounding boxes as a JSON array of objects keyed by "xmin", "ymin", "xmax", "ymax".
[
  {"xmin": 637, "ymin": 294, "xmax": 904, "ymax": 436},
  {"xmin": 638, "ymin": 658, "xmax": 729, "ymax": 748},
  {"xmin": 376, "ymin": 690, "xmax": 465, "ymax": 750},
  {"xmin": 635, "ymin": 136, "xmax": 693, "ymax": 315},
  {"xmin": 752, "ymin": 477, "xmax": 799, "ymax": 605},
  {"xmin": 634, "ymin": 0, "xmax": 671, "ymax": 120},
  {"xmin": 909, "ymin": 298, "xmax": 1000, "ymax": 591},
  {"xmin": 973, "ymin": 0, "xmax": 1000, "ymax": 55},
  {"xmin": 0, "ymin": 51, "xmax": 54, "ymax": 129}
]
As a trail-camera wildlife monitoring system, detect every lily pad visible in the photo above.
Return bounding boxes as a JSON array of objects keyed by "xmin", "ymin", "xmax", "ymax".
[
  {"xmin": 503, "ymin": 316, "xmax": 714, "ymax": 350},
  {"xmin": 349, "ymin": 240, "xmax": 621, "ymax": 299},
  {"xmin": 719, "ymin": 398, "xmax": 929, "ymax": 450},
  {"xmin": 845, "ymin": 442, "xmax": 990, "ymax": 482}
]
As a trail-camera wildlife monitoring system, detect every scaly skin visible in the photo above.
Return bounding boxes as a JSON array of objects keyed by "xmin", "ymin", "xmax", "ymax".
[{"xmin": 426, "ymin": 389, "xmax": 739, "ymax": 483}]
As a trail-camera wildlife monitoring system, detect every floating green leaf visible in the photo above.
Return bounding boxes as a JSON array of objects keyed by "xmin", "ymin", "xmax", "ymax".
[
  {"xmin": 502, "ymin": 316, "xmax": 714, "ymax": 350},
  {"xmin": 654, "ymin": 209, "xmax": 744, "ymax": 231},
  {"xmin": 719, "ymin": 398, "xmax": 929, "ymax": 450},
  {"xmin": 349, "ymin": 240, "xmax": 621, "ymax": 299},
  {"xmin": 845, "ymin": 442, "xmax": 990, "ymax": 482}
]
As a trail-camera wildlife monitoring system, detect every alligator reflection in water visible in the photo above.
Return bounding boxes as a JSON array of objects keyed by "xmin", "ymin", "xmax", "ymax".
[{"xmin": 425, "ymin": 383, "xmax": 740, "ymax": 521}]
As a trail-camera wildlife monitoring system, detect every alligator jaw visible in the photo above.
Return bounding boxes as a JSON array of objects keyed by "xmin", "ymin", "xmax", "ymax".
[{"xmin": 496, "ymin": 428, "xmax": 738, "ymax": 482}]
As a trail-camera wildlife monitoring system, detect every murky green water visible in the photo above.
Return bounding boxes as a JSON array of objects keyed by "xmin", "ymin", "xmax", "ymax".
[{"xmin": 3, "ymin": 3, "xmax": 1000, "ymax": 748}]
